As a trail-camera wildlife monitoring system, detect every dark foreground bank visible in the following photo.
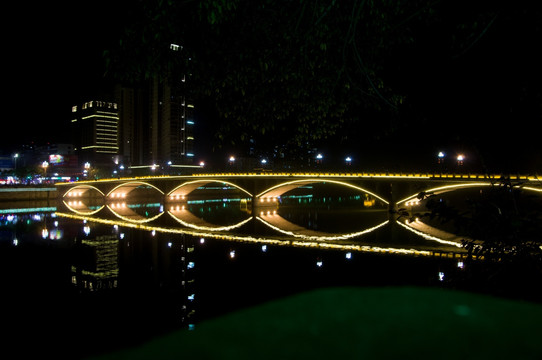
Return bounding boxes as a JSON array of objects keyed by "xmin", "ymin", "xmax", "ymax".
[{"xmin": 90, "ymin": 286, "xmax": 542, "ymax": 360}]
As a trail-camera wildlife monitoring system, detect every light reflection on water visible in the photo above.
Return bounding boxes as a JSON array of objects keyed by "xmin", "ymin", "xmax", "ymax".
[{"xmin": 1, "ymin": 191, "xmax": 466, "ymax": 360}]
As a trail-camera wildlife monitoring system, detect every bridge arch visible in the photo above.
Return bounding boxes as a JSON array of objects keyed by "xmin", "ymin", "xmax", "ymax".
[
  {"xmin": 167, "ymin": 180, "xmax": 252, "ymax": 199},
  {"xmin": 63, "ymin": 184, "xmax": 105, "ymax": 197},
  {"xmin": 395, "ymin": 182, "xmax": 542, "ymax": 206},
  {"xmin": 256, "ymin": 179, "xmax": 389, "ymax": 204},
  {"xmin": 106, "ymin": 181, "xmax": 165, "ymax": 198}
]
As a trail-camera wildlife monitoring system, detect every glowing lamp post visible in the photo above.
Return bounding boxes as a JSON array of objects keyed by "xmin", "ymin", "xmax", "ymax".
[
  {"xmin": 457, "ymin": 154, "xmax": 465, "ymax": 166},
  {"xmin": 345, "ymin": 156, "xmax": 352, "ymax": 166},
  {"xmin": 13, "ymin": 153, "xmax": 19, "ymax": 171},
  {"xmin": 42, "ymin": 161, "xmax": 49, "ymax": 178},
  {"xmin": 316, "ymin": 153, "xmax": 323, "ymax": 165},
  {"xmin": 228, "ymin": 156, "xmax": 235, "ymax": 166},
  {"xmin": 437, "ymin": 151, "xmax": 445, "ymax": 164}
]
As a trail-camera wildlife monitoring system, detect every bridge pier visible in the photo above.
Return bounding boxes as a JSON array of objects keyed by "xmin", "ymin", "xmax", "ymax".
[{"xmin": 252, "ymin": 195, "xmax": 279, "ymax": 215}]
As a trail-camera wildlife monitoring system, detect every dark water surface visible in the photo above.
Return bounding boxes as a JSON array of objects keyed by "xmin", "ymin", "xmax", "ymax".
[{"xmin": 0, "ymin": 186, "xmax": 537, "ymax": 359}]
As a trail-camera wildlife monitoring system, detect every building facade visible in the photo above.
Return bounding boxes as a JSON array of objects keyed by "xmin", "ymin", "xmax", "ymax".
[
  {"xmin": 71, "ymin": 100, "xmax": 120, "ymax": 169},
  {"xmin": 115, "ymin": 43, "xmax": 195, "ymax": 169}
]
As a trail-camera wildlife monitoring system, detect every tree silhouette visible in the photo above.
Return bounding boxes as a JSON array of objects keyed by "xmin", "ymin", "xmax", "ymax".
[{"xmin": 105, "ymin": 0, "xmax": 512, "ymax": 157}]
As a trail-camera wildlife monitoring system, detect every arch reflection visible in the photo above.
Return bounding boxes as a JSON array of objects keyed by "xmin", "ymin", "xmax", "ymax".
[
  {"xmin": 62, "ymin": 185, "xmax": 105, "ymax": 215},
  {"xmin": 107, "ymin": 202, "xmax": 164, "ymax": 223},
  {"xmin": 257, "ymin": 213, "xmax": 389, "ymax": 241},
  {"xmin": 54, "ymin": 212, "xmax": 436, "ymax": 257},
  {"xmin": 168, "ymin": 206, "xmax": 251, "ymax": 231}
]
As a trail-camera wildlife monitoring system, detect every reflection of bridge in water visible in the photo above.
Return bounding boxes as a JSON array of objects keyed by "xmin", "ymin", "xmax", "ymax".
[
  {"xmin": 57, "ymin": 172, "xmax": 541, "ymax": 254},
  {"xmin": 168, "ymin": 205, "xmax": 252, "ymax": 231},
  {"xmin": 256, "ymin": 211, "xmax": 389, "ymax": 241}
]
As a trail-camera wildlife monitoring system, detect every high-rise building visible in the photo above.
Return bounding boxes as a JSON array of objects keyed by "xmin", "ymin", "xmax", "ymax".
[
  {"xmin": 115, "ymin": 85, "xmax": 148, "ymax": 166},
  {"xmin": 116, "ymin": 43, "xmax": 195, "ymax": 168},
  {"xmin": 71, "ymin": 100, "xmax": 120, "ymax": 168}
]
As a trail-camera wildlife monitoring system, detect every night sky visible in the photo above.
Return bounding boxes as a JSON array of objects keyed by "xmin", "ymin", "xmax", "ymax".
[{"xmin": 4, "ymin": 1, "xmax": 541, "ymax": 172}]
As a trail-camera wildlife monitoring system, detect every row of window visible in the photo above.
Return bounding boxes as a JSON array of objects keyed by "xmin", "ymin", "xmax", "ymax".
[{"xmin": 72, "ymin": 101, "xmax": 118, "ymax": 112}]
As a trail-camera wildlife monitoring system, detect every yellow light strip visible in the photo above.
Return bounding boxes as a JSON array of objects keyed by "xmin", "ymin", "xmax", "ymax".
[
  {"xmin": 168, "ymin": 212, "xmax": 252, "ymax": 231},
  {"xmin": 62, "ymin": 201, "xmax": 104, "ymax": 216},
  {"xmin": 523, "ymin": 186, "xmax": 542, "ymax": 193},
  {"xmin": 256, "ymin": 216, "xmax": 389, "ymax": 241},
  {"xmin": 106, "ymin": 205, "xmax": 165, "ymax": 223},
  {"xmin": 81, "ymin": 145, "xmax": 119, "ymax": 150},
  {"xmin": 82, "ymin": 115, "xmax": 119, "ymax": 120},
  {"xmin": 396, "ymin": 220, "xmax": 463, "ymax": 248},
  {"xmin": 396, "ymin": 182, "xmax": 492, "ymax": 205},
  {"xmin": 256, "ymin": 178, "xmax": 389, "ymax": 205},
  {"xmin": 106, "ymin": 181, "xmax": 165, "ymax": 196},
  {"xmin": 168, "ymin": 179, "xmax": 253, "ymax": 197},
  {"xmin": 62, "ymin": 185, "xmax": 105, "ymax": 197},
  {"xmin": 55, "ymin": 212, "xmax": 434, "ymax": 257}
]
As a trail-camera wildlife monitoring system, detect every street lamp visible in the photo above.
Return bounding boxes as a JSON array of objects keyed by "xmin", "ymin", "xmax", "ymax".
[
  {"xmin": 316, "ymin": 153, "xmax": 323, "ymax": 165},
  {"xmin": 13, "ymin": 153, "xmax": 19, "ymax": 171},
  {"xmin": 437, "ymin": 151, "xmax": 445, "ymax": 164},
  {"xmin": 42, "ymin": 161, "xmax": 49, "ymax": 179},
  {"xmin": 345, "ymin": 156, "xmax": 352, "ymax": 166},
  {"xmin": 229, "ymin": 156, "xmax": 235, "ymax": 166},
  {"xmin": 457, "ymin": 154, "xmax": 465, "ymax": 166}
]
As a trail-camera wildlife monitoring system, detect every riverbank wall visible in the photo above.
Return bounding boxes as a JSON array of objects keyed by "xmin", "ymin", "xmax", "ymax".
[{"xmin": 0, "ymin": 186, "xmax": 58, "ymax": 203}]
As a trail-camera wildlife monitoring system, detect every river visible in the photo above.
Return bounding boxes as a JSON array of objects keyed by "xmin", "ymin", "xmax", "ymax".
[{"xmin": 1, "ymin": 183, "xmax": 537, "ymax": 359}]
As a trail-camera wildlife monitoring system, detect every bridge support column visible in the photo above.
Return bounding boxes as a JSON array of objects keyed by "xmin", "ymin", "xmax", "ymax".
[
  {"xmin": 381, "ymin": 182, "xmax": 396, "ymax": 216},
  {"xmin": 252, "ymin": 195, "xmax": 279, "ymax": 215}
]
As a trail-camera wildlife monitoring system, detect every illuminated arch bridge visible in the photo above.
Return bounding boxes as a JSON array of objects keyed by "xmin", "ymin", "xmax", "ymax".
[{"xmin": 56, "ymin": 172, "xmax": 542, "ymax": 210}]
